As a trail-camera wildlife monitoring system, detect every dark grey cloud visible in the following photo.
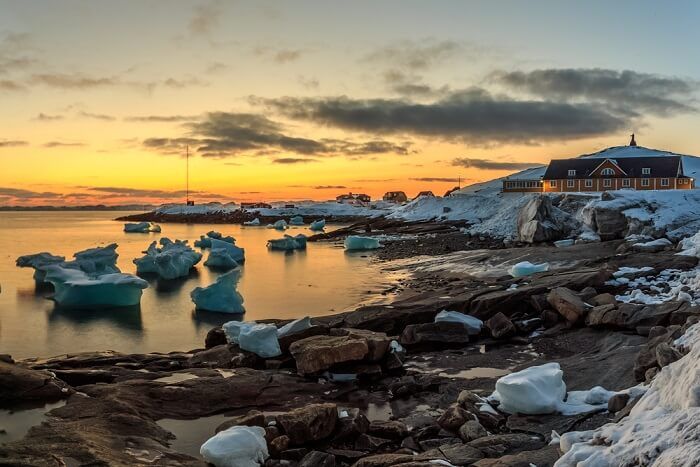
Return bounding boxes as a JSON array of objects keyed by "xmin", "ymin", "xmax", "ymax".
[
  {"xmin": 43, "ymin": 141, "xmax": 85, "ymax": 148},
  {"xmin": 258, "ymin": 88, "xmax": 628, "ymax": 145},
  {"xmin": 451, "ymin": 157, "xmax": 544, "ymax": 170},
  {"xmin": 35, "ymin": 113, "xmax": 64, "ymax": 121},
  {"xmin": 493, "ymin": 68, "xmax": 698, "ymax": 116},
  {"xmin": 125, "ymin": 115, "xmax": 198, "ymax": 122},
  {"xmin": 0, "ymin": 139, "xmax": 28, "ymax": 148},
  {"xmin": 143, "ymin": 111, "xmax": 411, "ymax": 157},
  {"xmin": 410, "ymin": 177, "xmax": 459, "ymax": 182},
  {"xmin": 272, "ymin": 157, "xmax": 317, "ymax": 164},
  {"xmin": 314, "ymin": 185, "xmax": 347, "ymax": 189}
]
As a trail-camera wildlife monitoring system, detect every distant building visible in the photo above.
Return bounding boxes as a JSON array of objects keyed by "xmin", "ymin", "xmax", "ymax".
[
  {"xmin": 382, "ymin": 191, "xmax": 408, "ymax": 203},
  {"xmin": 443, "ymin": 186, "xmax": 461, "ymax": 197},
  {"xmin": 336, "ymin": 192, "xmax": 371, "ymax": 205},
  {"xmin": 414, "ymin": 190, "xmax": 435, "ymax": 199},
  {"xmin": 241, "ymin": 202, "xmax": 272, "ymax": 209}
]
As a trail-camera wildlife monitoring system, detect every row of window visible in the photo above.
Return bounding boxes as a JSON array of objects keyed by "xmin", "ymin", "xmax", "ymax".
[
  {"xmin": 504, "ymin": 180, "xmax": 541, "ymax": 188},
  {"xmin": 566, "ymin": 167, "xmax": 652, "ymax": 177},
  {"xmin": 552, "ymin": 178, "xmax": 673, "ymax": 188}
]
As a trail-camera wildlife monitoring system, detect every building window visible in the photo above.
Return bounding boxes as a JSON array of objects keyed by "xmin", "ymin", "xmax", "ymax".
[
  {"xmin": 550, "ymin": 180, "xmax": 556, "ymax": 187},
  {"xmin": 661, "ymin": 178, "xmax": 669, "ymax": 187},
  {"xmin": 567, "ymin": 179, "xmax": 575, "ymax": 188},
  {"xmin": 622, "ymin": 179, "xmax": 630, "ymax": 187},
  {"xmin": 603, "ymin": 179, "xmax": 612, "ymax": 188},
  {"xmin": 641, "ymin": 179, "xmax": 650, "ymax": 187},
  {"xmin": 642, "ymin": 168, "xmax": 651, "ymax": 175},
  {"xmin": 585, "ymin": 179, "xmax": 593, "ymax": 188},
  {"xmin": 679, "ymin": 178, "xmax": 689, "ymax": 184},
  {"xmin": 601, "ymin": 168, "xmax": 615, "ymax": 176},
  {"xmin": 568, "ymin": 169, "xmax": 576, "ymax": 177}
]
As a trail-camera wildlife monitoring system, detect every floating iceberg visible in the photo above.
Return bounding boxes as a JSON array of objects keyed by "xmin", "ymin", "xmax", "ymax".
[
  {"xmin": 123, "ymin": 222, "xmax": 161, "ymax": 233},
  {"xmin": 238, "ymin": 323, "xmax": 281, "ymax": 358},
  {"xmin": 289, "ymin": 215, "xmax": 305, "ymax": 226},
  {"xmin": 344, "ymin": 235, "xmax": 381, "ymax": 251},
  {"xmin": 44, "ymin": 265, "xmax": 148, "ymax": 308},
  {"xmin": 434, "ymin": 310, "xmax": 483, "ymax": 335},
  {"xmin": 71, "ymin": 243, "xmax": 120, "ymax": 275},
  {"xmin": 508, "ymin": 261, "xmax": 549, "ymax": 278},
  {"xmin": 309, "ymin": 219, "xmax": 326, "ymax": 231},
  {"xmin": 267, "ymin": 234, "xmax": 307, "ymax": 251},
  {"xmin": 200, "ymin": 425, "xmax": 269, "ymax": 467},
  {"xmin": 210, "ymin": 238, "xmax": 245, "ymax": 263},
  {"xmin": 277, "ymin": 316, "xmax": 312, "ymax": 337},
  {"xmin": 269, "ymin": 219, "xmax": 288, "ymax": 230},
  {"xmin": 243, "ymin": 218, "xmax": 261, "ymax": 226},
  {"xmin": 191, "ymin": 270, "xmax": 245, "ymax": 314},
  {"xmin": 194, "ymin": 231, "xmax": 235, "ymax": 249},
  {"xmin": 204, "ymin": 248, "xmax": 239, "ymax": 270},
  {"xmin": 16, "ymin": 252, "xmax": 66, "ymax": 282},
  {"xmin": 134, "ymin": 238, "xmax": 202, "ymax": 279}
]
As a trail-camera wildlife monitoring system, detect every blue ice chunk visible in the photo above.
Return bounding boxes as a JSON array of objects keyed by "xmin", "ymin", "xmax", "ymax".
[
  {"xmin": 200, "ymin": 425, "xmax": 269, "ymax": 467},
  {"xmin": 210, "ymin": 238, "xmax": 245, "ymax": 263},
  {"xmin": 244, "ymin": 218, "xmax": 261, "ymax": 226},
  {"xmin": 269, "ymin": 220, "xmax": 288, "ymax": 230},
  {"xmin": 191, "ymin": 269, "xmax": 245, "ymax": 313},
  {"xmin": 16, "ymin": 252, "xmax": 66, "ymax": 282},
  {"xmin": 267, "ymin": 234, "xmax": 306, "ymax": 251},
  {"xmin": 223, "ymin": 320, "xmax": 253, "ymax": 344},
  {"xmin": 344, "ymin": 235, "xmax": 381, "ymax": 251},
  {"xmin": 277, "ymin": 316, "xmax": 312, "ymax": 337},
  {"xmin": 71, "ymin": 243, "xmax": 120, "ymax": 275},
  {"xmin": 289, "ymin": 215, "xmax": 305, "ymax": 226},
  {"xmin": 195, "ymin": 231, "xmax": 235, "ymax": 248},
  {"xmin": 124, "ymin": 222, "xmax": 160, "ymax": 233},
  {"xmin": 434, "ymin": 310, "xmax": 483, "ymax": 335},
  {"xmin": 44, "ymin": 265, "xmax": 147, "ymax": 308},
  {"xmin": 134, "ymin": 238, "xmax": 202, "ymax": 279},
  {"xmin": 238, "ymin": 323, "xmax": 281, "ymax": 358},
  {"xmin": 508, "ymin": 261, "xmax": 550, "ymax": 278},
  {"xmin": 204, "ymin": 248, "xmax": 239, "ymax": 270},
  {"xmin": 309, "ymin": 219, "xmax": 326, "ymax": 231}
]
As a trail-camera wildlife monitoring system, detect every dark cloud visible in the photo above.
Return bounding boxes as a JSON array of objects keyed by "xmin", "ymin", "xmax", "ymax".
[
  {"xmin": 314, "ymin": 185, "xmax": 347, "ymax": 189},
  {"xmin": 143, "ymin": 111, "xmax": 411, "ymax": 157},
  {"xmin": 272, "ymin": 157, "xmax": 317, "ymax": 164},
  {"xmin": 35, "ymin": 113, "xmax": 64, "ymax": 121},
  {"xmin": 451, "ymin": 157, "xmax": 544, "ymax": 170},
  {"xmin": 258, "ymin": 88, "xmax": 628, "ymax": 145},
  {"xmin": 78, "ymin": 111, "xmax": 116, "ymax": 121},
  {"xmin": 125, "ymin": 115, "xmax": 198, "ymax": 122},
  {"xmin": 364, "ymin": 39, "xmax": 463, "ymax": 71},
  {"xmin": 493, "ymin": 68, "xmax": 698, "ymax": 116},
  {"xmin": 410, "ymin": 177, "xmax": 459, "ymax": 182},
  {"xmin": 0, "ymin": 140, "xmax": 28, "ymax": 148},
  {"xmin": 43, "ymin": 141, "xmax": 85, "ymax": 148},
  {"xmin": 189, "ymin": 1, "xmax": 222, "ymax": 36}
]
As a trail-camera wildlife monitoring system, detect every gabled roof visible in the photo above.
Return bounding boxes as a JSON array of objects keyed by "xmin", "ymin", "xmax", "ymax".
[{"xmin": 543, "ymin": 156, "xmax": 684, "ymax": 180}]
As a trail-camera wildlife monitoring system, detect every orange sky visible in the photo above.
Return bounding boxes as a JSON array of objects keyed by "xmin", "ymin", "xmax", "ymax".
[{"xmin": 2, "ymin": 1, "xmax": 699, "ymax": 206}]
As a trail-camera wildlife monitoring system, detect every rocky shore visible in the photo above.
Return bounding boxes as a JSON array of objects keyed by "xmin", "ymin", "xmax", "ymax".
[{"xmin": 2, "ymin": 232, "xmax": 700, "ymax": 466}]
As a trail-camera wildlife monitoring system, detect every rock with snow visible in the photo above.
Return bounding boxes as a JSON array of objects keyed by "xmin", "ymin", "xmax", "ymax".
[
  {"xmin": 123, "ymin": 222, "xmax": 160, "ymax": 233},
  {"xmin": 289, "ymin": 215, "xmax": 305, "ymax": 226},
  {"xmin": 200, "ymin": 425, "xmax": 269, "ymax": 467},
  {"xmin": 191, "ymin": 270, "xmax": 245, "ymax": 314},
  {"xmin": 434, "ymin": 310, "xmax": 483, "ymax": 335},
  {"xmin": 44, "ymin": 265, "xmax": 147, "ymax": 308},
  {"xmin": 508, "ymin": 261, "xmax": 549, "ymax": 278},
  {"xmin": 16, "ymin": 252, "xmax": 66, "ymax": 282},
  {"xmin": 344, "ymin": 235, "xmax": 381, "ymax": 251},
  {"xmin": 267, "ymin": 234, "xmax": 306, "ymax": 251},
  {"xmin": 554, "ymin": 239, "xmax": 575, "ymax": 248},
  {"xmin": 309, "ymin": 219, "xmax": 326, "ymax": 231}
]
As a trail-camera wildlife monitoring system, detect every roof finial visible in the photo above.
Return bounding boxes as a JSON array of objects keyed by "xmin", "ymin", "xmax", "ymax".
[{"xmin": 629, "ymin": 133, "xmax": 637, "ymax": 147}]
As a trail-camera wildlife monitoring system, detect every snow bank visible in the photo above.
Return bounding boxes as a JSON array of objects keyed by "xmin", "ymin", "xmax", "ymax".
[
  {"xmin": 44, "ymin": 265, "xmax": 147, "ymax": 308},
  {"xmin": 191, "ymin": 270, "xmax": 245, "ymax": 313},
  {"xmin": 557, "ymin": 323, "xmax": 700, "ymax": 465},
  {"xmin": 434, "ymin": 310, "xmax": 482, "ymax": 335},
  {"xmin": 156, "ymin": 202, "xmax": 239, "ymax": 216},
  {"xmin": 133, "ymin": 238, "xmax": 202, "ymax": 280},
  {"xmin": 200, "ymin": 425, "xmax": 268, "ymax": 467},
  {"xmin": 124, "ymin": 222, "xmax": 160, "ymax": 233},
  {"xmin": 508, "ymin": 261, "xmax": 549, "ymax": 278},
  {"xmin": 344, "ymin": 235, "xmax": 381, "ymax": 251}
]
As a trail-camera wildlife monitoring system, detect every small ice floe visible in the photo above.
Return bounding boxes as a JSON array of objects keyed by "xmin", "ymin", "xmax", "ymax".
[
  {"xmin": 269, "ymin": 220, "xmax": 288, "ymax": 230},
  {"xmin": 389, "ymin": 340, "xmax": 405, "ymax": 354},
  {"xmin": 289, "ymin": 215, "xmax": 305, "ymax": 226},
  {"xmin": 44, "ymin": 265, "xmax": 147, "ymax": 308},
  {"xmin": 194, "ymin": 231, "xmax": 235, "ymax": 249},
  {"xmin": 489, "ymin": 362, "xmax": 617, "ymax": 415},
  {"xmin": 191, "ymin": 269, "xmax": 245, "ymax": 314},
  {"xmin": 554, "ymin": 239, "xmax": 574, "ymax": 248},
  {"xmin": 123, "ymin": 222, "xmax": 161, "ymax": 233},
  {"xmin": 243, "ymin": 218, "xmax": 261, "ymax": 226},
  {"xmin": 204, "ymin": 248, "xmax": 239, "ymax": 270},
  {"xmin": 344, "ymin": 235, "xmax": 381, "ymax": 251},
  {"xmin": 134, "ymin": 238, "xmax": 202, "ymax": 280},
  {"xmin": 508, "ymin": 261, "xmax": 549, "ymax": 278},
  {"xmin": 434, "ymin": 310, "xmax": 483, "ymax": 336},
  {"xmin": 309, "ymin": 219, "xmax": 326, "ymax": 231},
  {"xmin": 222, "ymin": 321, "xmax": 281, "ymax": 358},
  {"xmin": 267, "ymin": 234, "xmax": 307, "ymax": 251},
  {"xmin": 200, "ymin": 425, "xmax": 269, "ymax": 467}
]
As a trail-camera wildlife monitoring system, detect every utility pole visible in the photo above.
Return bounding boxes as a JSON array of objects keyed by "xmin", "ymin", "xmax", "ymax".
[{"xmin": 186, "ymin": 145, "xmax": 189, "ymax": 205}]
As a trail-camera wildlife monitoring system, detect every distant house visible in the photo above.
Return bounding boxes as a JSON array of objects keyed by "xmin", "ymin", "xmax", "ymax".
[
  {"xmin": 382, "ymin": 191, "xmax": 408, "ymax": 203},
  {"xmin": 336, "ymin": 192, "xmax": 371, "ymax": 205},
  {"xmin": 502, "ymin": 136, "xmax": 696, "ymax": 193},
  {"xmin": 414, "ymin": 190, "xmax": 435, "ymax": 199},
  {"xmin": 241, "ymin": 202, "xmax": 272, "ymax": 209},
  {"xmin": 443, "ymin": 186, "xmax": 461, "ymax": 197}
]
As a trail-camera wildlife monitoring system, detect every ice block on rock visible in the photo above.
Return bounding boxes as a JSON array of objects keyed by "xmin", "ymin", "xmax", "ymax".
[
  {"xmin": 44, "ymin": 265, "xmax": 147, "ymax": 308},
  {"xmin": 277, "ymin": 316, "xmax": 312, "ymax": 337},
  {"xmin": 490, "ymin": 362, "xmax": 566, "ymax": 414},
  {"xmin": 223, "ymin": 320, "xmax": 252, "ymax": 344},
  {"xmin": 508, "ymin": 261, "xmax": 549, "ymax": 278},
  {"xmin": 344, "ymin": 235, "xmax": 381, "ymax": 251},
  {"xmin": 309, "ymin": 219, "xmax": 326, "ymax": 231},
  {"xmin": 434, "ymin": 310, "xmax": 483, "ymax": 335},
  {"xmin": 191, "ymin": 269, "xmax": 245, "ymax": 314},
  {"xmin": 238, "ymin": 323, "xmax": 281, "ymax": 358},
  {"xmin": 200, "ymin": 425, "xmax": 269, "ymax": 467}
]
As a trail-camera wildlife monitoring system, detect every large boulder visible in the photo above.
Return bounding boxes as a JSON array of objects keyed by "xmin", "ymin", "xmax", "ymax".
[
  {"xmin": 276, "ymin": 403, "xmax": 338, "ymax": 446},
  {"xmin": 546, "ymin": 287, "xmax": 589, "ymax": 324},
  {"xmin": 583, "ymin": 201, "xmax": 631, "ymax": 241},
  {"xmin": 289, "ymin": 335, "xmax": 368, "ymax": 375},
  {"xmin": 517, "ymin": 195, "xmax": 565, "ymax": 243}
]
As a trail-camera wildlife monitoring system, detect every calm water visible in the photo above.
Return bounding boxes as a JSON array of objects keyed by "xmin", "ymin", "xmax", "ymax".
[{"xmin": 0, "ymin": 212, "xmax": 400, "ymax": 359}]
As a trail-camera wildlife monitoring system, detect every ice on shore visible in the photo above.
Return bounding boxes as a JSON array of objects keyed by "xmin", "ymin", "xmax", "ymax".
[
  {"xmin": 344, "ymin": 235, "xmax": 381, "ymax": 251},
  {"xmin": 243, "ymin": 218, "xmax": 261, "ymax": 226},
  {"xmin": 222, "ymin": 320, "xmax": 282, "ymax": 358},
  {"xmin": 554, "ymin": 239, "xmax": 574, "ymax": 248},
  {"xmin": 434, "ymin": 310, "xmax": 483, "ymax": 335},
  {"xmin": 123, "ymin": 222, "xmax": 161, "ymax": 233},
  {"xmin": 191, "ymin": 269, "xmax": 245, "ymax": 314},
  {"xmin": 267, "ymin": 234, "xmax": 307, "ymax": 251},
  {"xmin": 277, "ymin": 316, "xmax": 312, "ymax": 337},
  {"xmin": 44, "ymin": 265, "xmax": 148, "ymax": 308},
  {"xmin": 16, "ymin": 252, "xmax": 66, "ymax": 282},
  {"xmin": 200, "ymin": 425, "xmax": 269, "ymax": 467},
  {"xmin": 269, "ymin": 219, "xmax": 288, "ymax": 230},
  {"xmin": 194, "ymin": 231, "xmax": 235, "ymax": 249},
  {"xmin": 508, "ymin": 261, "xmax": 549, "ymax": 278},
  {"xmin": 289, "ymin": 215, "xmax": 305, "ymax": 226},
  {"xmin": 134, "ymin": 238, "xmax": 202, "ymax": 280},
  {"xmin": 309, "ymin": 219, "xmax": 326, "ymax": 231}
]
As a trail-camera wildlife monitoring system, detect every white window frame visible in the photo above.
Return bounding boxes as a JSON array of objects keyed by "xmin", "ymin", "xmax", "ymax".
[
  {"xmin": 622, "ymin": 179, "xmax": 630, "ymax": 187},
  {"xmin": 603, "ymin": 179, "xmax": 612, "ymax": 188},
  {"xmin": 601, "ymin": 168, "xmax": 615, "ymax": 176},
  {"xmin": 567, "ymin": 179, "xmax": 575, "ymax": 188},
  {"xmin": 549, "ymin": 180, "xmax": 557, "ymax": 188},
  {"xmin": 585, "ymin": 179, "xmax": 593, "ymax": 188},
  {"xmin": 568, "ymin": 169, "xmax": 576, "ymax": 177},
  {"xmin": 641, "ymin": 178, "xmax": 650, "ymax": 187},
  {"xmin": 661, "ymin": 178, "xmax": 669, "ymax": 187},
  {"xmin": 642, "ymin": 168, "xmax": 651, "ymax": 175}
]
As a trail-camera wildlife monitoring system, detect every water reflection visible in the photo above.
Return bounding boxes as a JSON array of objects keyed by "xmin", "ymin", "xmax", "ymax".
[
  {"xmin": 48, "ymin": 304, "xmax": 143, "ymax": 331},
  {"xmin": 0, "ymin": 400, "xmax": 66, "ymax": 444},
  {"xmin": 191, "ymin": 309, "xmax": 241, "ymax": 329}
]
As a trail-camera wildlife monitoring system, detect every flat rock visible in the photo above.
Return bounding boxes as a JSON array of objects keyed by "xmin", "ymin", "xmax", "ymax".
[
  {"xmin": 472, "ymin": 444, "xmax": 561, "ymax": 467},
  {"xmin": 290, "ymin": 335, "xmax": 369, "ymax": 375}
]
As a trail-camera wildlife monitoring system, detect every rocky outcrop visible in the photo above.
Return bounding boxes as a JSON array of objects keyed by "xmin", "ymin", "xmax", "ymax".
[
  {"xmin": 517, "ymin": 195, "xmax": 568, "ymax": 243},
  {"xmin": 290, "ymin": 335, "xmax": 369, "ymax": 375},
  {"xmin": 0, "ymin": 361, "xmax": 74, "ymax": 402}
]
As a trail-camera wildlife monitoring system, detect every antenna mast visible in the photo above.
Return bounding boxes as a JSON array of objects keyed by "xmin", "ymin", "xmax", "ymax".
[{"xmin": 186, "ymin": 145, "xmax": 189, "ymax": 205}]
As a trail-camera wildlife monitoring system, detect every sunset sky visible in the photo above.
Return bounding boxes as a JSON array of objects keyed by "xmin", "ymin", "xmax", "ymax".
[{"xmin": 2, "ymin": 0, "xmax": 700, "ymax": 206}]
